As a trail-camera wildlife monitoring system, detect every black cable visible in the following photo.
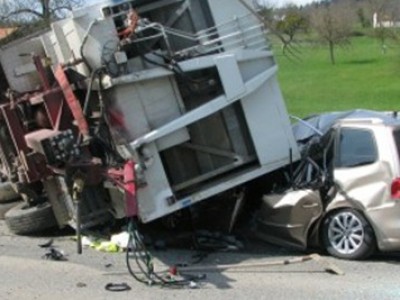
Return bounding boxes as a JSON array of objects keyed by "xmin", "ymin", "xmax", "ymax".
[
  {"xmin": 132, "ymin": 41, "xmax": 213, "ymax": 87},
  {"xmin": 125, "ymin": 226, "xmax": 151, "ymax": 284},
  {"xmin": 125, "ymin": 218, "xmax": 204, "ymax": 288}
]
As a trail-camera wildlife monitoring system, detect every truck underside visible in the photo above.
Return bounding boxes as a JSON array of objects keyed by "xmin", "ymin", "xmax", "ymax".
[{"xmin": 0, "ymin": 0, "xmax": 300, "ymax": 234}]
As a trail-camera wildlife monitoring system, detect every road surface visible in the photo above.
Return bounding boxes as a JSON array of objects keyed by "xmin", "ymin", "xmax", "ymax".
[{"xmin": 1, "ymin": 220, "xmax": 400, "ymax": 299}]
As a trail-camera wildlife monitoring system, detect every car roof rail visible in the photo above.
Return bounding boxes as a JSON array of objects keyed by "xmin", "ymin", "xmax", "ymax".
[{"xmin": 337, "ymin": 118, "xmax": 385, "ymax": 125}]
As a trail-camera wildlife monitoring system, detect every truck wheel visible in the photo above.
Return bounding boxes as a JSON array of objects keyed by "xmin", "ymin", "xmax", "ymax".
[
  {"xmin": 322, "ymin": 209, "xmax": 376, "ymax": 260},
  {"xmin": 4, "ymin": 202, "xmax": 57, "ymax": 235},
  {"xmin": 0, "ymin": 182, "xmax": 19, "ymax": 203},
  {"xmin": 0, "ymin": 200, "xmax": 23, "ymax": 220}
]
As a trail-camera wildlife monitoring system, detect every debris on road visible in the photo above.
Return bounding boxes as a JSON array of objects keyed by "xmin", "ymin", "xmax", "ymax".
[
  {"xmin": 173, "ymin": 253, "xmax": 344, "ymax": 276},
  {"xmin": 110, "ymin": 231, "xmax": 131, "ymax": 250},
  {"xmin": 41, "ymin": 247, "xmax": 68, "ymax": 261},
  {"xmin": 104, "ymin": 282, "xmax": 131, "ymax": 292},
  {"xmin": 76, "ymin": 282, "xmax": 87, "ymax": 288}
]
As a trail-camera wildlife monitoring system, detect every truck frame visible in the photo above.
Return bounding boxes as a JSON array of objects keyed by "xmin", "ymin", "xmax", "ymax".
[{"xmin": 0, "ymin": 0, "xmax": 300, "ymax": 234}]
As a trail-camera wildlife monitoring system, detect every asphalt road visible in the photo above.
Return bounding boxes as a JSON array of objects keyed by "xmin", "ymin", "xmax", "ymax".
[{"xmin": 1, "ymin": 220, "xmax": 400, "ymax": 300}]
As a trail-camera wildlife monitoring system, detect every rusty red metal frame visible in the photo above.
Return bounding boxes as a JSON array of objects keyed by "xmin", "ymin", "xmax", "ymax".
[
  {"xmin": 54, "ymin": 66, "xmax": 89, "ymax": 137},
  {"xmin": 0, "ymin": 62, "xmax": 86, "ymax": 183},
  {"xmin": 107, "ymin": 161, "xmax": 138, "ymax": 217}
]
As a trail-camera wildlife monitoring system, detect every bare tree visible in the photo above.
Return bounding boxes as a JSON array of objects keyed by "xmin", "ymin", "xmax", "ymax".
[
  {"xmin": 367, "ymin": 0, "xmax": 400, "ymax": 50},
  {"xmin": 367, "ymin": 0, "xmax": 393, "ymax": 15},
  {"xmin": 0, "ymin": 0, "xmax": 83, "ymax": 25},
  {"xmin": 310, "ymin": 2, "xmax": 355, "ymax": 64}
]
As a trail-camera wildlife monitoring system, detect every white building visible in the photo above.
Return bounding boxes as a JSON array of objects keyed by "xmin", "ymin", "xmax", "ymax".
[{"xmin": 373, "ymin": 12, "xmax": 400, "ymax": 28}]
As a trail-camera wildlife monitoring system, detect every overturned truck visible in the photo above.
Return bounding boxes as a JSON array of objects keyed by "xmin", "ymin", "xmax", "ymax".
[{"xmin": 0, "ymin": 0, "xmax": 300, "ymax": 234}]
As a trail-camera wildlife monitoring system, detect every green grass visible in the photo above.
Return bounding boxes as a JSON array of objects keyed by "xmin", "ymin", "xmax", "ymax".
[{"xmin": 275, "ymin": 36, "xmax": 400, "ymax": 118}]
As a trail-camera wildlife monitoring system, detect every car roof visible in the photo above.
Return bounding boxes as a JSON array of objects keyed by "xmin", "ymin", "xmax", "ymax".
[{"xmin": 293, "ymin": 109, "xmax": 400, "ymax": 142}]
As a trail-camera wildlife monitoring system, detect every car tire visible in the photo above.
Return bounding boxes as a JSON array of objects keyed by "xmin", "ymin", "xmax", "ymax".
[
  {"xmin": 322, "ymin": 209, "xmax": 376, "ymax": 260},
  {"xmin": 4, "ymin": 202, "xmax": 57, "ymax": 235}
]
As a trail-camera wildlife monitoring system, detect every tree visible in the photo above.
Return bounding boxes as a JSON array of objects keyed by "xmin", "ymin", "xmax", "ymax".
[
  {"xmin": 356, "ymin": 6, "xmax": 371, "ymax": 28},
  {"xmin": 275, "ymin": 6, "xmax": 309, "ymax": 54},
  {"xmin": 0, "ymin": 0, "xmax": 83, "ymax": 25},
  {"xmin": 258, "ymin": 4, "xmax": 309, "ymax": 58},
  {"xmin": 310, "ymin": 2, "xmax": 355, "ymax": 64},
  {"xmin": 367, "ymin": 0, "xmax": 400, "ymax": 50}
]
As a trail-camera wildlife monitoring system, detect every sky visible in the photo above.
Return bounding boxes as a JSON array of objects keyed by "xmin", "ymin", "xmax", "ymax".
[
  {"xmin": 259, "ymin": 0, "xmax": 321, "ymax": 7},
  {"xmin": 86, "ymin": 0, "xmax": 322, "ymax": 8}
]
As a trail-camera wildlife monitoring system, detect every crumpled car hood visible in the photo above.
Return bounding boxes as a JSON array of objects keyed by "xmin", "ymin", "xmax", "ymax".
[{"xmin": 292, "ymin": 109, "xmax": 400, "ymax": 142}]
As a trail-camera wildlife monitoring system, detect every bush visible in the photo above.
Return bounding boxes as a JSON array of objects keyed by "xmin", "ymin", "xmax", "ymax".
[{"xmin": 351, "ymin": 31, "xmax": 365, "ymax": 37}]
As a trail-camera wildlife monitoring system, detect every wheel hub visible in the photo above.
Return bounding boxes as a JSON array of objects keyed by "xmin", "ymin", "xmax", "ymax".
[{"xmin": 328, "ymin": 212, "xmax": 364, "ymax": 255}]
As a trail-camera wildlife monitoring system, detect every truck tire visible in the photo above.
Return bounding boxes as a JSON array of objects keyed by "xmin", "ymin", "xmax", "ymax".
[
  {"xmin": 4, "ymin": 202, "xmax": 57, "ymax": 235},
  {"xmin": 0, "ymin": 182, "xmax": 19, "ymax": 203},
  {"xmin": 0, "ymin": 200, "xmax": 23, "ymax": 220}
]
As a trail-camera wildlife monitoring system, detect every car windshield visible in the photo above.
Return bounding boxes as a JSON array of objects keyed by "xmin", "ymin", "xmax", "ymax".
[{"xmin": 335, "ymin": 128, "xmax": 377, "ymax": 168}]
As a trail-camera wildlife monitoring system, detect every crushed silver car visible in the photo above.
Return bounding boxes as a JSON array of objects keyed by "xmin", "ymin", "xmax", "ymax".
[{"xmin": 254, "ymin": 110, "xmax": 400, "ymax": 260}]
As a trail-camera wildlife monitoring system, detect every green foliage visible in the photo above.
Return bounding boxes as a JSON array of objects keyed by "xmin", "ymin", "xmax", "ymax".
[
  {"xmin": 259, "ymin": 6, "xmax": 274, "ymax": 24},
  {"xmin": 356, "ymin": 7, "xmax": 371, "ymax": 28},
  {"xmin": 276, "ymin": 11, "xmax": 309, "ymax": 41},
  {"xmin": 275, "ymin": 36, "xmax": 400, "ymax": 117}
]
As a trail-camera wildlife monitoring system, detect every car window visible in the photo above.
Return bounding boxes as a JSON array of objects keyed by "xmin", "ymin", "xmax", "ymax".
[
  {"xmin": 335, "ymin": 128, "xmax": 377, "ymax": 168},
  {"xmin": 393, "ymin": 129, "xmax": 400, "ymax": 163}
]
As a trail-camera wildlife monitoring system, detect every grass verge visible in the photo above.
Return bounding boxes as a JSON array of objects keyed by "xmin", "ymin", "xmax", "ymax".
[{"xmin": 275, "ymin": 36, "xmax": 400, "ymax": 117}]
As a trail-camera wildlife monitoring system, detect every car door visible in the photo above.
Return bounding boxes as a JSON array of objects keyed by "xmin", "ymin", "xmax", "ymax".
[
  {"xmin": 331, "ymin": 126, "xmax": 392, "ymax": 210},
  {"xmin": 255, "ymin": 189, "xmax": 323, "ymax": 250}
]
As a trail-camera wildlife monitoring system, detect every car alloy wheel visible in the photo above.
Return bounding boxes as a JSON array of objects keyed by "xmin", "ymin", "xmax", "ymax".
[
  {"xmin": 322, "ymin": 209, "xmax": 376, "ymax": 260},
  {"xmin": 328, "ymin": 211, "xmax": 364, "ymax": 255}
]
